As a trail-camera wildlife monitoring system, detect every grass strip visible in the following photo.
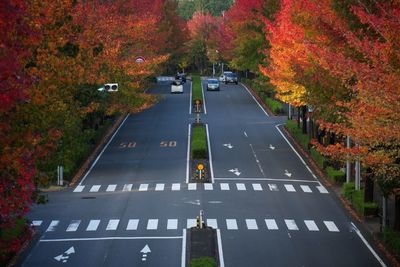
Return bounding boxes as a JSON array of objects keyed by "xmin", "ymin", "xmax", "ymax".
[
  {"xmin": 191, "ymin": 126, "xmax": 207, "ymax": 159},
  {"xmin": 192, "ymin": 75, "xmax": 203, "ymax": 103}
]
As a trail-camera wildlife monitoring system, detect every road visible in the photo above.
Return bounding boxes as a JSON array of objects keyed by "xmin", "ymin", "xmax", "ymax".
[{"xmin": 21, "ymin": 77, "xmax": 388, "ymax": 267}]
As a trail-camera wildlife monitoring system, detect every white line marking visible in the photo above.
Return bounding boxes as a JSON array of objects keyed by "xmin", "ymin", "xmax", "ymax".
[
  {"xmin": 300, "ymin": 185, "xmax": 312, "ymax": 193},
  {"xmin": 317, "ymin": 185, "xmax": 329, "ymax": 194},
  {"xmin": 204, "ymin": 183, "xmax": 213, "ymax": 190},
  {"xmin": 205, "ymin": 124, "xmax": 214, "ymax": 182},
  {"xmin": 265, "ymin": 219, "xmax": 279, "ymax": 230},
  {"xmin": 31, "ymin": 220, "xmax": 43, "ymax": 227},
  {"xmin": 201, "ymin": 81, "xmax": 207, "ymax": 114},
  {"xmin": 351, "ymin": 222, "xmax": 387, "ymax": 267},
  {"xmin": 147, "ymin": 219, "xmax": 158, "ymax": 230},
  {"xmin": 122, "ymin": 184, "xmax": 132, "ymax": 192},
  {"xmin": 126, "ymin": 219, "xmax": 139, "ymax": 230},
  {"xmin": 246, "ymin": 219, "xmax": 258, "ymax": 230},
  {"xmin": 285, "ymin": 219, "xmax": 299, "ymax": 231},
  {"xmin": 46, "ymin": 220, "xmax": 59, "ymax": 232},
  {"xmin": 106, "ymin": 220, "xmax": 119, "ymax": 230},
  {"xmin": 284, "ymin": 184, "xmax": 296, "ymax": 192},
  {"xmin": 155, "ymin": 184, "xmax": 165, "ymax": 191},
  {"xmin": 89, "ymin": 185, "xmax": 101, "ymax": 192},
  {"xmin": 172, "ymin": 183, "xmax": 181, "ymax": 191},
  {"xmin": 187, "ymin": 219, "xmax": 196, "ymax": 228},
  {"xmin": 73, "ymin": 185, "xmax": 85, "ymax": 193},
  {"xmin": 40, "ymin": 236, "xmax": 183, "ymax": 242},
  {"xmin": 214, "ymin": 177, "xmax": 319, "ymax": 183},
  {"xmin": 252, "ymin": 183, "xmax": 262, "ymax": 191},
  {"xmin": 186, "ymin": 124, "xmax": 191, "ymax": 183},
  {"xmin": 188, "ymin": 183, "xmax": 197, "ymax": 190},
  {"xmin": 304, "ymin": 220, "xmax": 319, "ymax": 231},
  {"xmin": 249, "ymin": 143, "xmax": 266, "ymax": 177},
  {"xmin": 244, "ymin": 131, "xmax": 248, "ymax": 137},
  {"xmin": 207, "ymin": 219, "xmax": 218, "ymax": 229},
  {"xmin": 324, "ymin": 221, "xmax": 339, "ymax": 232},
  {"xmin": 240, "ymin": 83, "xmax": 270, "ymax": 117},
  {"xmin": 226, "ymin": 219, "xmax": 238, "ymax": 230},
  {"xmin": 268, "ymin": 184, "xmax": 279, "ymax": 191},
  {"xmin": 181, "ymin": 229, "xmax": 187, "ymax": 267},
  {"xmin": 66, "ymin": 220, "xmax": 81, "ymax": 232},
  {"xmin": 236, "ymin": 183, "xmax": 246, "ymax": 191},
  {"xmin": 167, "ymin": 219, "xmax": 178, "ymax": 230},
  {"xmin": 86, "ymin": 220, "xmax": 100, "ymax": 231},
  {"xmin": 106, "ymin": 184, "xmax": 117, "ymax": 192},
  {"xmin": 189, "ymin": 82, "xmax": 192, "ymax": 115},
  {"xmin": 139, "ymin": 184, "xmax": 149, "ymax": 191},
  {"xmin": 217, "ymin": 229, "xmax": 225, "ymax": 267},
  {"xmin": 79, "ymin": 114, "xmax": 130, "ymax": 185},
  {"xmin": 220, "ymin": 183, "xmax": 230, "ymax": 190}
]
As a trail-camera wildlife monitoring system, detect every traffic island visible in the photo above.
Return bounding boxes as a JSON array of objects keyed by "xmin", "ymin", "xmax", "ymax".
[
  {"xmin": 192, "ymin": 75, "xmax": 204, "ymax": 113},
  {"xmin": 190, "ymin": 123, "xmax": 211, "ymax": 183}
]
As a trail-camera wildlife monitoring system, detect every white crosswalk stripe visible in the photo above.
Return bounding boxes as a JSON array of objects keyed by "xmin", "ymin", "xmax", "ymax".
[
  {"xmin": 220, "ymin": 183, "xmax": 230, "ymax": 190},
  {"xmin": 106, "ymin": 184, "xmax": 117, "ymax": 192},
  {"xmin": 204, "ymin": 183, "xmax": 213, "ymax": 190},
  {"xmin": 126, "ymin": 219, "xmax": 139, "ymax": 230},
  {"xmin": 172, "ymin": 183, "xmax": 181, "ymax": 191},
  {"xmin": 284, "ymin": 219, "xmax": 299, "ymax": 231},
  {"xmin": 73, "ymin": 185, "xmax": 85, "ymax": 192},
  {"xmin": 188, "ymin": 183, "xmax": 197, "ymax": 190},
  {"xmin": 86, "ymin": 220, "xmax": 100, "ymax": 231},
  {"xmin": 268, "ymin": 184, "xmax": 279, "ymax": 191},
  {"xmin": 317, "ymin": 186, "xmax": 329, "ymax": 194},
  {"xmin": 207, "ymin": 219, "xmax": 218, "ymax": 229},
  {"xmin": 284, "ymin": 184, "xmax": 296, "ymax": 192},
  {"xmin": 265, "ymin": 219, "xmax": 279, "ymax": 230},
  {"xmin": 236, "ymin": 183, "xmax": 246, "ymax": 191},
  {"xmin": 106, "ymin": 220, "xmax": 119, "ymax": 230},
  {"xmin": 304, "ymin": 220, "xmax": 319, "ymax": 231},
  {"xmin": 31, "ymin": 220, "xmax": 43, "ymax": 227},
  {"xmin": 300, "ymin": 185, "xmax": 312, "ymax": 193},
  {"xmin": 324, "ymin": 221, "xmax": 339, "ymax": 232},
  {"xmin": 66, "ymin": 220, "xmax": 81, "ymax": 232},
  {"xmin": 46, "ymin": 220, "xmax": 59, "ymax": 232},
  {"xmin": 147, "ymin": 219, "xmax": 158, "ymax": 230},
  {"xmin": 252, "ymin": 183, "xmax": 262, "ymax": 191},
  {"xmin": 90, "ymin": 185, "xmax": 101, "ymax": 192},
  {"xmin": 122, "ymin": 184, "xmax": 132, "ymax": 192},
  {"xmin": 226, "ymin": 219, "xmax": 238, "ymax": 230},
  {"xmin": 246, "ymin": 219, "xmax": 258, "ymax": 230},
  {"xmin": 187, "ymin": 219, "xmax": 196, "ymax": 228},
  {"xmin": 139, "ymin": 184, "xmax": 149, "ymax": 191},
  {"xmin": 167, "ymin": 219, "xmax": 178, "ymax": 230},
  {"xmin": 155, "ymin": 184, "xmax": 165, "ymax": 191}
]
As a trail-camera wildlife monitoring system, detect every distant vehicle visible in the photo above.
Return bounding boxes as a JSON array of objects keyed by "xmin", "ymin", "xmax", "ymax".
[
  {"xmin": 224, "ymin": 72, "xmax": 238, "ymax": 84},
  {"xmin": 171, "ymin": 80, "xmax": 183, "ymax": 93},
  {"xmin": 206, "ymin": 78, "xmax": 220, "ymax": 91},
  {"xmin": 175, "ymin": 73, "xmax": 186, "ymax": 83},
  {"xmin": 219, "ymin": 71, "xmax": 233, "ymax": 82}
]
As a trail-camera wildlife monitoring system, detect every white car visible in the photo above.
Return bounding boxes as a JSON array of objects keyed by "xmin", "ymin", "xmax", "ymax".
[
  {"xmin": 219, "ymin": 71, "xmax": 233, "ymax": 82},
  {"xmin": 171, "ymin": 80, "xmax": 183, "ymax": 93}
]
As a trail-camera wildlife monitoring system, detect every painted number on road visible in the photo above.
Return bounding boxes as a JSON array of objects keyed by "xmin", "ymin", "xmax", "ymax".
[
  {"xmin": 119, "ymin": 142, "xmax": 136, "ymax": 148},
  {"xmin": 160, "ymin": 141, "xmax": 177, "ymax": 147}
]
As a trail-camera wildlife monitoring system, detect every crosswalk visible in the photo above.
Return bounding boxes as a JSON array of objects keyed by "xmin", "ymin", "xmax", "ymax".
[
  {"xmin": 73, "ymin": 182, "xmax": 328, "ymax": 194},
  {"xmin": 31, "ymin": 218, "xmax": 340, "ymax": 233}
]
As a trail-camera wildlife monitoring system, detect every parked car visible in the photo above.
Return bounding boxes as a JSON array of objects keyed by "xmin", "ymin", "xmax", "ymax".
[
  {"xmin": 175, "ymin": 73, "xmax": 186, "ymax": 83},
  {"xmin": 224, "ymin": 72, "xmax": 238, "ymax": 84},
  {"xmin": 206, "ymin": 78, "xmax": 220, "ymax": 91},
  {"xmin": 171, "ymin": 80, "xmax": 183, "ymax": 93},
  {"xmin": 219, "ymin": 71, "xmax": 233, "ymax": 82}
]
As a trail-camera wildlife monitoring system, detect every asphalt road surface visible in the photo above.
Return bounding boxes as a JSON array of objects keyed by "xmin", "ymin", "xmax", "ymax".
[{"xmin": 21, "ymin": 77, "xmax": 388, "ymax": 267}]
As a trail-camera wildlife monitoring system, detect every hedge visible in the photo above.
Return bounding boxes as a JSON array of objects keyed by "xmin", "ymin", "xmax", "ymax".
[
  {"xmin": 263, "ymin": 96, "xmax": 284, "ymax": 114},
  {"xmin": 342, "ymin": 182, "xmax": 355, "ymax": 200},
  {"xmin": 384, "ymin": 227, "xmax": 400, "ymax": 256},
  {"xmin": 342, "ymin": 183, "xmax": 378, "ymax": 216},
  {"xmin": 310, "ymin": 148, "xmax": 329, "ymax": 169},
  {"xmin": 191, "ymin": 126, "xmax": 208, "ymax": 159},
  {"xmin": 192, "ymin": 75, "xmax": 203, "ymax": 103},
  {"xmin": 326, "ymin": 166, "xmax": 345, "ymax": 183},
  {"xmin": 285, "ymin": 120, "xmax": 310, "ymax": 150},
  {"xmin": 190, "ymin": 257, "xmax": 217, "ymax": 267}
]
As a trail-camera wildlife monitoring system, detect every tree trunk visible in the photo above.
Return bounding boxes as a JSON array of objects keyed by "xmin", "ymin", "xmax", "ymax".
[
  {"xmin": 301, "ymin": 106, "xmax": 307, "ymax": 134},
  {"xmin": 364, "ymin": 172, "xmax": 374, "ymax": 202},
  {"xmin": 394, "ymin": 195, "xmax": 400, "ymax": 230},
  {"xmin": 297, "ymin": 107, "xmax": 301, "ymax": 128}
]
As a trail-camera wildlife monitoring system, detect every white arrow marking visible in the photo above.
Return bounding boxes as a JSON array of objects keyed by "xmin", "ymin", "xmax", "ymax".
[
  {"xmin": 65, "ymin": 247, "xmax": 75, "ymax": 255},
  {"xmin": 141, "ymin": 244, "xmax": 151, "ymax": 254},
  {"xmin": 185, "ymin": 199, "xmax": 201, "ymax": 205},
  {"xmin": 269, "ymin": 144, "xmax": 275, "ymax": 150},
  {"xmin": 223, "ymin": 143, "xmax": 233, "ymax": 149},
  {"xmin": 208, "ymin": 201, "xmax": 223, "ymax": 204},
  {"xmin": 229, "ymin": 168, "xmax": 241, "ymax": 176},
  {"xmin": 284, "ymin": 170, "xmax": 292, "ymax": 178},
  {"xmin": 54, "ymin": 247, "xmax": 75, "ymax": 263}
]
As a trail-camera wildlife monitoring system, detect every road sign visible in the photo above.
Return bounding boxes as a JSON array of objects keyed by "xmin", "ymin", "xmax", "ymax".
[{"xmin": 197, "ymin": 164, "xmax": 204, "ymax": 171}]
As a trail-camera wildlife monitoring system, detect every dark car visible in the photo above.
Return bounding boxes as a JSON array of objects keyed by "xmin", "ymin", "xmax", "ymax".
[
  {"xmin": 175, "ymin": 73, "xmax": 186, "ymax": 83},
  {"xmin": 225, "ymin": 72, "xmax": 238, "ymax": 84}
]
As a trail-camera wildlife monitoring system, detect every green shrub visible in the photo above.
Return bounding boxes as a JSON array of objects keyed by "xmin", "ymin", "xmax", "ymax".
[
  {"xmin": 384, "ymin": 227, "xmax": 400, "ymax": 256},
  {"xmin": 285, "ymin": 120, "xmax": 310, "ymax": 150},
  {"xmin": 310, "ymin": 148, "xmax": 328, "ymax": 169},
  {"xmin": 342, "ymin": 182, "xmax": 355, "ymax": 200},
  {"xmin": 190, "ymin": 257, "xmax": 217, "ymax": 267},
  {"xmin": 264, "ymin": 97, "xmax": 284, "ymax": 114},
  {"xmin": 192, "ymin": 75, "xmax": 203, "ymax": 102},
  {"xmin": 352, "ymin": 189, "xmax": 364, "ymax": 214},
  {"xmin": 364, "ymin": 202, "xmax": 379, "ymax": 216},
  {"xmin": 191, "ymin": 126, "xmax": 207, "ymax": 159},
  {"xmin": 326, "ymin": 166, "xmax": 345, "ymax": 183}
]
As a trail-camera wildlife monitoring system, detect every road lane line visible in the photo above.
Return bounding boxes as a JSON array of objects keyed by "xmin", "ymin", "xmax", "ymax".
[
  {"xmin": 284, "ymin": 184, "xmax": 296, "ymax": 192},
  {"xmin": 66, "ymin": 220, "xmax": 81, "ymax": 232},
  {"xmin": 40, "ymin": 236, "xmax": 183, "ymax": 242},
  {"xmin": 317, "ymin": 185, "xmax": 329, "ymax": 194},
  {"xmin": 245, "ymin": 219, "xmax": 258, "ymax": 230},
  {"xmin": 155, "ymin": 184, "xmax": 165, "ymax": 191},
  {"xmin": 73, "ymin": 185, "xmax": 85, "ymax": 192},
  {"xmin": 31, "ymin": 221, "xmax": 43, "ymax": 227},
  {"xmin": 220, "ymin": 183, "xmax": 230, "ymax": 190},
  {"xmin": 240, "ymin": 83, "xmax": 269, "ymax": 117},
  {"xmin": 300, "ymin": 185, "xmax": 312, "ymax": 193},
  {"xmin": 189, "ymin": 81, "xmax": 192, "ymax": 114},
  {"xmin": 351, "ymin": 222, "xmax": 387, "ymax": 267},
  {"xmin": 139, "ymin": 184, "xmax": 149, "ymax": 191},
  {"xmin": 324, "ymin": 221, "xmax": 339, "ymax": 232},
  {"xmin": 187, "ymin": 219, "xmax": 196, "ymax": 228},
  {"xmin": 249, "ymin": 143, "xmax": 266, "ymax": 177},
  {"xmin": 226, "ymin": 219, "xmax": 238, "ymax": 230},
  {"xmin": 188, "ymin": 183, "xmax": 197, "ymax": 190},
  {"xmin": 285, "ymin": 219, "xmax": 299, "ymax": 231},
  {"xmin": 106, "ymin": 184, "xmax": 117, "ymax": 192},
  {"xmin": 106, "ymin": 220, "xmax": 120, "ymax": 230},
  {"xmin": 217, "ymin": 229, "xmax": 225, "ymax": 267},
  {"xmin": 186, "ymin": 124, "xmax": 191, "ymax": 183},
  {"xmin": 236, "ymin": 183, "xmax": 246, "ymax": 191},
  {"xmin": 207, "ymin": 219, "xmax": 218, "ymax": 229},
  {"xmin": 122, "ymin": 184, "xmax": 132, "ymax": 192},
  {"xmin": 204, "ymin": 183, "xmax": 213, "ymax": 190},
  {"xmin": 201, "ymin": 81, "xmax": 207, "ymax": 114},
  {"xmin": 265, "ymin": 219, "xmax": 279, "ymax": 230},
  {"xmin": 214, "ymin": 177, "xmax": 319, "ymax": 183},
  {"xmin": 167, "ymin": 219, "xmax": 178, "ymax": 230},
  {"xmin": 147, "ymin": 219, "xmax": 159, "ymax": 230},
  {"xmin": 304, "ymin": 220, "xmax": 319, "ymax": 231},
  {"xmin": 86, "ymin": 220, "xmax": 100, "ymax": 231},
  {"xmin": 181, "ymin": 229, "xmax": 187, "ymax": 267},
  {"xmin": 205, "ymin": 124, "xmax": 214, "ymax": 182},
  {"xmin": 252, "ymin": 183, "xmax": 263, "ymax": 191},
  {"xmin": 79, "ymin": 114, "xmax": 130, "ymax": 185},
  {"xmin": 46, "ymin": 220, "xmax": 59, "ymax": 232},
  {"xmin": 172, "ymin": 183, "xmax": 181, "ymax": 191},
  {"xmin": 126, "ymin": 219, "xmax": 139, "ymax": 230}
]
